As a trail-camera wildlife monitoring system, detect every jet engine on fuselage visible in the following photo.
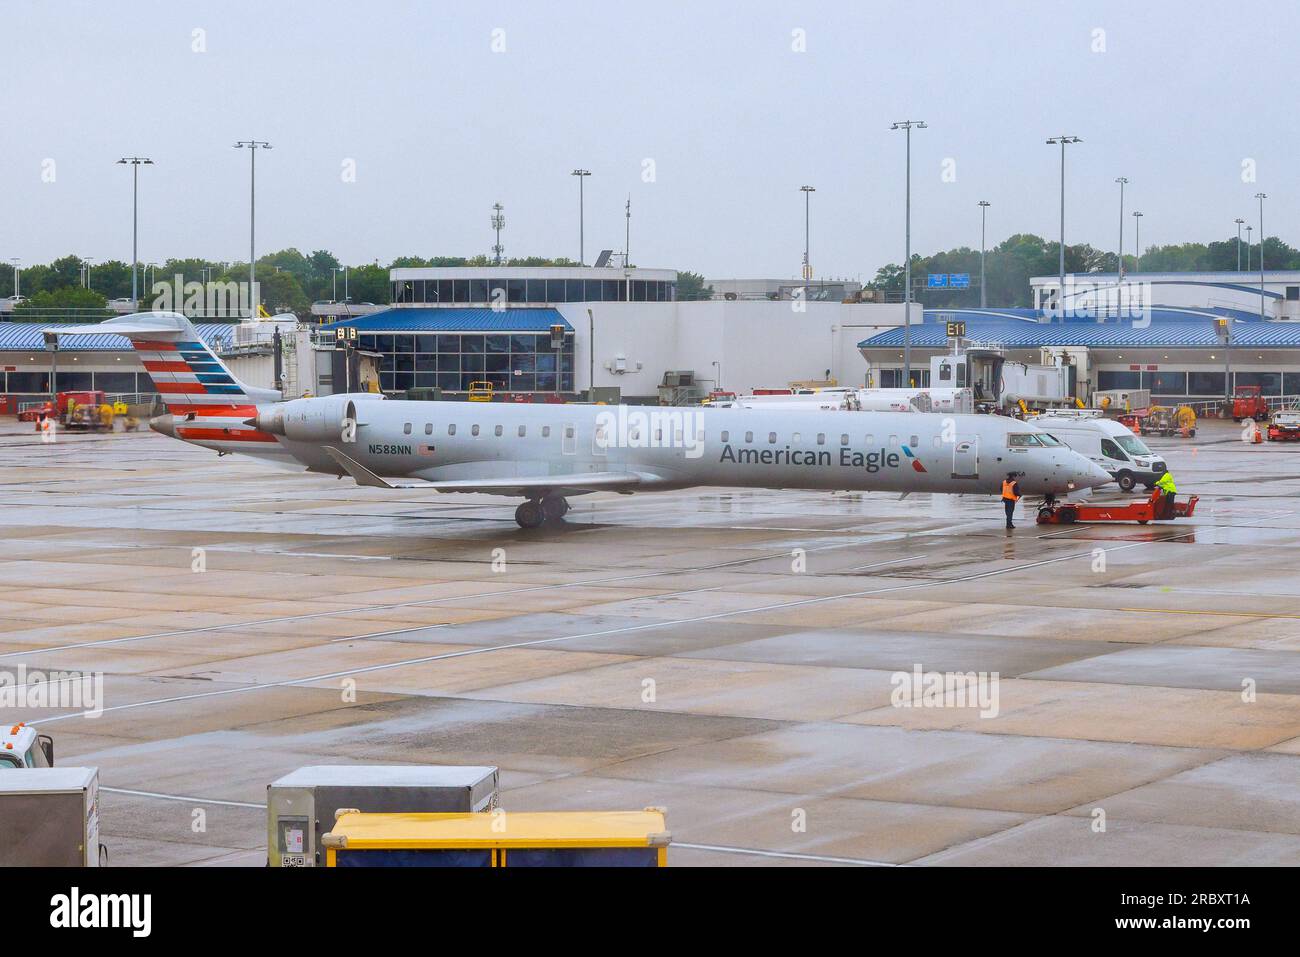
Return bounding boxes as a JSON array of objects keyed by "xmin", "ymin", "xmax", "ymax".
[{"xmin": 249, "ymin": 393, "xmax": 384, "ymax": 443}]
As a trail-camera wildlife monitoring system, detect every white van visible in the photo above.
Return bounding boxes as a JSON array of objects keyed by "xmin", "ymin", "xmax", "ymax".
[{"xmin": 1034, "ymin": 413, "xmax": 1166, "ymax": 491}]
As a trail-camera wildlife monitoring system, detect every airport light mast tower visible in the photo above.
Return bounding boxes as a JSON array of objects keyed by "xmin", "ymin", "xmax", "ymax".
[
  {"xmin": 1045, "ymin": 135, "xmax": 1081, "ymax": 318},
  {"xmin": 234, "ymin": 140, "xmax": 272, "ymax": 319},
  {"xmin": 978, "ymin": 200, "xmax": 990, "ymax": 308},
  {"xmin": 116, "ymin": 156, "xmax": 153, "ymax": 308},
  {"xmin": 1255, "ymin": 192, "xmax": 1267, "ymax": 322},
  {"xmin": 571, "ymin": 169, "xmax": 591, "ymax": 265},
  {"xmin": 891, "ymin": 120, "xmax": 926, "ymax": 384},
  {"xmin": 800, "ymin": 185, "xmax": 815, "ymax": 296}
]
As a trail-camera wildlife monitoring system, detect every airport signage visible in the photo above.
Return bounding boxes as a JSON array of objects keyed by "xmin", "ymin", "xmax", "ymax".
[
  {"xmin": 946, "ymin": 321, "xmax": 966, "ymax": 338},
  {"xmin": 926, "ymin": 274, "xmax": 949, "ymax": 288},
  {"xmin": 949, "ymin": 273, "xmax": 970, "ymax": 288},
  {"xmin": 927, "ymin": 274, "xmax": 970, "ymax": 289}
]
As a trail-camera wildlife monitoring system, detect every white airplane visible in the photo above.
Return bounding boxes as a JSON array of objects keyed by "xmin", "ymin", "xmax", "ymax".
[{"xmin": 49, "ymin": 313, "xmax": 1111, "ymax": 528}]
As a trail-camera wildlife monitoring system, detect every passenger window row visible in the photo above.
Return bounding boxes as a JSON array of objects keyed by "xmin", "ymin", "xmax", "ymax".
[{"xmin": 399, "ymin": 424, "xmax": 921, "ymax": 449}]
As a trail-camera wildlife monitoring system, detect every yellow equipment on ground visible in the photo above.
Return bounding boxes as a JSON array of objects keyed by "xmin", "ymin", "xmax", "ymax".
[
  {"xmin": 1174, "ymin": 405, "xmax": 1197, "ymax": 430},
  {"xmin": 467, "ymin": 380, "xmax": 494, "ymax": 402},
  {"xmin": 322, "ymin": 809, "xmax": 670, "ymax": 867}
]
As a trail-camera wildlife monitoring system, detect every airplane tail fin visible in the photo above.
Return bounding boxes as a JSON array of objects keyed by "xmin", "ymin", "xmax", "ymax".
[{"xmin": 44, "ymin": 312, "xmax": 281, "ymax": 414}]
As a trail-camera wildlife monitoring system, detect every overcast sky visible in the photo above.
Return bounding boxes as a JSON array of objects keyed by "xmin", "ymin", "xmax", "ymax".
[{"xmin": 4, "ymin": 0, "xmax": 1295, "ymax": 281}]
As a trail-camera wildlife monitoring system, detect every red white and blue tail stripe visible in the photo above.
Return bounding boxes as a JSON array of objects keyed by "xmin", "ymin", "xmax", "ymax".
[{"xmin": 45, "ymin": 312, "xmax": 284, "ymax": 449}]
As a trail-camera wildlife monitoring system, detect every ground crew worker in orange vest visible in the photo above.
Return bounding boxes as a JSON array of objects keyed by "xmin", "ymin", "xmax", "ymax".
[{"xmin": 1002, "ymin": 471, "xmax": 1022, "ymax": 529}]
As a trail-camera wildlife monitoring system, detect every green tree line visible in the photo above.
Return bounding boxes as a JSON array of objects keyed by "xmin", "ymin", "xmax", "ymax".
[
  {"xmin": 1, "ymin": 251, "xmax": 698, "ymax": 316},
  {"xmin": 869, "ymin": 232, "xmax": 1300, "ymax": 308}
]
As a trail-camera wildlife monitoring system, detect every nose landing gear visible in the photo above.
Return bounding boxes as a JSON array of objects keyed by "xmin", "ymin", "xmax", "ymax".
[{"xmin": 515, "ymin": 496, "xmax": 570, "ymax": 529}]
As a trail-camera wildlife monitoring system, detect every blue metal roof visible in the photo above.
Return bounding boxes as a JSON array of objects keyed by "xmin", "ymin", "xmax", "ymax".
[
  {"xmin": 321, "ymin": 308, "xmax": 572, "ymax": 332},
  {"xmin": 0, "ymin": 321, "xmax": 235, "ymax": 352},
  {"xmin": 860, "ymin": 313, "xmax": 1300, "ymax": 349}
]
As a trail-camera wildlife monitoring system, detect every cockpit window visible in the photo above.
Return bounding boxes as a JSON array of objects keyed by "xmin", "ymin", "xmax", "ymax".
[
  {"xmin": 1035, "ymin": 433, "xmax": 1064, "ymax": 447},
  {"xmin": 1007, "ymin": 433, "xmax": 1044, "ymax": 447}
]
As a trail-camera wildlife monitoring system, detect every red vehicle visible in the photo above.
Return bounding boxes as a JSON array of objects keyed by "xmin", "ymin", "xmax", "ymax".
[
  {"xmin": 16, "ymin": 400, "xmax": 56, "ymax": 423},
  {"xmin": 17, "ymin": 390, "xmax": 108, "ymax": 429},
  {"xmin": 1267, "ymin": 409, "xmax": 1300, "ymax": 441},
  {"xmin": 1036, "ymin": 489, "xmax": 1199, "ymax": 525},
  {"xmin": 1227, "ymin": 385, "xmax": 1270, "ymax": 421}
]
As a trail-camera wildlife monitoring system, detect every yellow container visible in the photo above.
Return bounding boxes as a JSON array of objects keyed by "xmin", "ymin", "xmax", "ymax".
[{"xmin": 322, "ymin": 808, "xmax": 669, "ymax": 867}]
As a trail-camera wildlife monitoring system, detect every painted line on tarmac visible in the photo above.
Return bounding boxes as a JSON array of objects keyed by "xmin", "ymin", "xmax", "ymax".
[
  {"xmin": 101, "ymin": 786, "xmax": 264, "ymax": 810},
  {"xmin": 0, "ymin": 531, "xmax": 926, "ymax": 662},
  {"xmin": 673, "ymin": 841, "xmax": 897, "ymax": 867},
  {"xmin": 30, "ymin": 536, "xmax": 1175, "ymax": 726},
  {"xmin": 1119, "ymin": 607, "xmax": 1300, "ymax": 619}
]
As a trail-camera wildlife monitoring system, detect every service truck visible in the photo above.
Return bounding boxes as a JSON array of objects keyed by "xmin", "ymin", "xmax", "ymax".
[
  {"xmin": 0, "ymin": 723, "xmax": 54, "ymax": 769},
  {"xmin": 0, "ymin": 767, "xmax": 104, "ymax": 866},
  {"xmin": 1034, "ymin": 410, "xmax": 1166, "ymax": 491},
  {"xmin": 267, "ymin": 764, "xmax": 499, "ymax": 867}
]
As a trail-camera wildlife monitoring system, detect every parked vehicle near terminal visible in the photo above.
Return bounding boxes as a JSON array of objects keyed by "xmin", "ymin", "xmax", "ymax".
[
  {"xmin": 0, "ymin": 723, "xmax": 54, "ymax": 769},
  {"xmin": 1267, "ymin": 408, "xmax": 1300, "ymax": 441},
  {"xmin": 1034, "ymin": 411, "xmax": 1166, "ymax": 491},
  {"xmin": 267, "ymin": 765, "xmax": 498, "ymax": 867},
  {"xmin": 1137, "ymin": 406, "xmax": 1196, "ymax": 438},
  {"xmin": 16, "ymin": 389, "xmax": 121, "ymax": 431},
  {"xmin": 322, "ymin": 808, "xmax": 671, "ymax": 867},
  {"xmin": 0, "ymin": 767, "xmax": 104, "ymax": 866},
  {"xmin": 1227, "ymin": 385, "xmax": 1270, "ymax": 422}
]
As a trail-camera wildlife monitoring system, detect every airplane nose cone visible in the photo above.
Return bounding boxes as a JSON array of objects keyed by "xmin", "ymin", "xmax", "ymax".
[
  {"xmin": 1083, "ymin": 460, "xmax": 1112, "ymax": 488},
  {"xmin": 149, "ymin": 414, "xmax": 176, "ymax": 438}
]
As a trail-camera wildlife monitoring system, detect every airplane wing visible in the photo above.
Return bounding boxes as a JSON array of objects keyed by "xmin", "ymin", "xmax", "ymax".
[{"xmin": 323, "ymin": 447, "xmax": 654, "ymax": 496}]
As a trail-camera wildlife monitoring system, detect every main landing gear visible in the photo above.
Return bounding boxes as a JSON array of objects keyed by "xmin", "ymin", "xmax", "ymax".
[{"xmin": 515, "ymin": 496, "xmax": 570, "ymax": 529}]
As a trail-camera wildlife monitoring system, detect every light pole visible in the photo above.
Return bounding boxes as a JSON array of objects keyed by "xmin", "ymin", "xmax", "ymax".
[
  {"xmin": 1045, "ymin": 136, "xmax": 1081, "ymax": 317},
  {"xmin": 116, "ymin": 156, "xmax": 153, "ymax": 308},
  {"xmin": 1255, "ymin": 192, "xmax": 1267, "ymax": 321},
  {"xmin": 891, "ymin": 120, "xmax": 926, "ymax": 384},
  {"xmin": 1234, "ymin": 218, "xmax": 1245, "ymax": 271},
  {"xmin": 1132, "ymin": 211, "xmax": 1143, "ymax": 273},
  {"xmin": 1114, "ymin": 177, "xmax": 1128, "ymax": 282},
  {"xmin": 82, "ymin": 257, "xmax": 95, "ymax": 289},
  {"xmin": 571, "ymin": 169, "xmax": 590, "ymax": 265},
  {"xmin": 978, "ymin": 200, "xmax": 990, "ymax": 308},
  {"xmin": 800, "ymin": 185, "xmax": 815, "ymax": 296},
  {"xmin": 234, "ymin": 140, "xmax": 272, "ymax": 317},
  {"xmin": 332, "ymin": 267, "xmax": 342, "ymax": 302},
  {"xmin": 1245, "ymin": 225, "xmax": 1253, "ymax": 270},
  {"xmin": 8, "ymin": 258, "xmax": 18, "ymax": 298}
]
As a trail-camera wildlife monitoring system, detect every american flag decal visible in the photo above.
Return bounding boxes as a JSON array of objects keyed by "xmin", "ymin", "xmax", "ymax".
[{"xmin": 418, "ymin": 444, "xmax": 436, "ymax": 456}]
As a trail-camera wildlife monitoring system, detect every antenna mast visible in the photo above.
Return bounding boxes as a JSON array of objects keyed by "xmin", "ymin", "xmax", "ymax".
[{"xmin": 491, "ymin": 202, "xmax": 505, "ymax": 265}]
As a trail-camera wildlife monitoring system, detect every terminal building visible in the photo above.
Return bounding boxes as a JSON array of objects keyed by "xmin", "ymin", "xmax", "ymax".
[
  {"xmin": 317, "ymin": 265, "xmax": 895, "ymax": 402},
  {"xmin": 1031, "ymin": 269, "xmax": 1300, "ymax": 320},
  {"xmin": 857, "ymin": 268, "xmax": 1300, "ymax": 403},
  {"xmin": 4, "ymin": 264, "xmax": 1300, "ymax": 409}
]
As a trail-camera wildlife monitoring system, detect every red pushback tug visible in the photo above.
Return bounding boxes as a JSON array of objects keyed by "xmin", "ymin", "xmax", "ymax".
[{"xmin": 1036, "ymin": 489, "xmax": 1199, "ymax": 525}]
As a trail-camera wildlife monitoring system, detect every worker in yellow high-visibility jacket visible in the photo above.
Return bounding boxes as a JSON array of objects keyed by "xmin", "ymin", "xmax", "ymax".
[{"xmin": 1154, "ymin": 470, "xmax": 1177, "ymax": 519}]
